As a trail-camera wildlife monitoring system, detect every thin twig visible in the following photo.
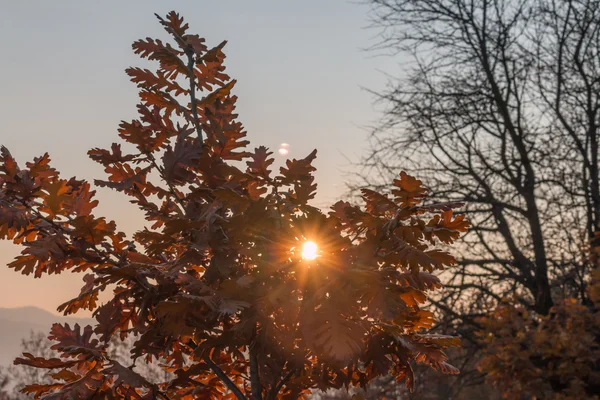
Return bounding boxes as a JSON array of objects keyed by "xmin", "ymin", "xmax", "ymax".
[{"xmin": 267, "ymin": 369, "xmax": 296, "ymax": 400}]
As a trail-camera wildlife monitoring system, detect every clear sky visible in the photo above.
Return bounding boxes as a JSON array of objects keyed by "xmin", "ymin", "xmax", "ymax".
[{"xmin": 0, "ymin": 1, "xmax": 397, "ymax": 315}]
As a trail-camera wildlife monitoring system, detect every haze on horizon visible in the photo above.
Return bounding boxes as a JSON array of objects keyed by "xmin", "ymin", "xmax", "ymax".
[{"xmin": 0, "ymin": 1, "xmax": 397, "ymax": 315}]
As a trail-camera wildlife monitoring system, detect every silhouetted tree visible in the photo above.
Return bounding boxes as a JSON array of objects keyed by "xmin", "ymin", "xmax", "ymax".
[
  {"xmin": 362, "ymin": 0, "xmax": 600, "ymax": 328},
  {"xmin": 360, "ymin": 0, "xmax": 600, "ymax": 396}
]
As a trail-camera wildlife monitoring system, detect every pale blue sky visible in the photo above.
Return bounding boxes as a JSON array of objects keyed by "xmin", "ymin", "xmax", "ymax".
[{"xmin": 0, "ymin": 1, "xmax": 397, "ymax": 314}]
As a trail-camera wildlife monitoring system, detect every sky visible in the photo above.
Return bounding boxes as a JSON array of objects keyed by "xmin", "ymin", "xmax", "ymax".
[{"xmin": 0, "ymin": 1, "xmax": 398, "ymax": 315}]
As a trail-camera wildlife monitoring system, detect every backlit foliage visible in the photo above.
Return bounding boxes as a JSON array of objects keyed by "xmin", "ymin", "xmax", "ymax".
[
  {"xmin": 478, "ymin": 298, "xmax": 600, "ymax": 399},
  {"xmin": 478, "ymin": 241, "xmax": 600, "ymax": 399},
  {"xmin": 0, "ymin": 12, "xmax": 469, "ymax": 399}
]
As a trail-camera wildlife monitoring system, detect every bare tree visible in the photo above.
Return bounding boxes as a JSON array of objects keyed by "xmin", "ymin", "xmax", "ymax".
[
  {"xmin": 0, "ymin": 332, "xmax": 58, "ymax": 400},
  {"xmin": 0, "ymin": 368, "xmax": 13, "ymax": 400},
  {"xmin": 356, "ymin": 0, "xmax": 600, "ymax": 396},
  {"xmin": 362, "ymin": 0, "xmax": 600, "ymax": 316}
]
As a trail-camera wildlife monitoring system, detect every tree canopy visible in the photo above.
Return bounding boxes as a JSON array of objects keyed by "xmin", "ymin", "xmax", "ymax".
[{"xmin": 0, "ymin": 11, "xmax": 468, "ymax": 399}]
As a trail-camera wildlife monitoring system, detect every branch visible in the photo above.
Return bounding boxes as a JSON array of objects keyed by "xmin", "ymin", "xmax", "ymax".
[
  {"xmin": 266, "ymin": 369, "xmax": 296, "ymax": 400},
  {"xmin": 185, "ymin": 48, "xmax": 203, "ymax": 142},
  {"xmin": 154, "ymin": 11, "xmax": 203, "ymax": 142},
  {"xmin": 430, "ymin": 299, "xmax": 482, "ymax": 331},
  {"xmin": 249, "ymin": 336, "xmax": 262, "ymax": 400},
  {"xmin": 157, "ymin": 391, "xmax": 172, "ymax": 400},
  {"xmin": 203, "ymin": 355, "xmax": 247, "ymax": 400}
]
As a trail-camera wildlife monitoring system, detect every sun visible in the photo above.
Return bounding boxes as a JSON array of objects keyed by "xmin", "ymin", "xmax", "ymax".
[{"xmin": 301, "ymin": 241, "xmax": 318, "ymax": 260}]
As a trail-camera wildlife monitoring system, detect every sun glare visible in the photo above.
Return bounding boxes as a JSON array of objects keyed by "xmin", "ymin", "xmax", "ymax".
[{"xmin": 301, "ymin": 241, "xmax": 318, "ymax": 260}]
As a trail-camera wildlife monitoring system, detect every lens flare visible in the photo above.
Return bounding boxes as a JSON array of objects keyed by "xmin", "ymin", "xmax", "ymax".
[
  {"xmin": 301, "ymin": 241, "xmax": 318, "ymax": 260},
  {"xmin": 278, "ymin": 143, "xmax": 289, "ymax": 156}
]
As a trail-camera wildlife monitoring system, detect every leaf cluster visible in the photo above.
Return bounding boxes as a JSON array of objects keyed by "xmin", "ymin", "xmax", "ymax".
[{"xmin": 478, "ymin": 245, "xmax": 600, "ymax": 399}]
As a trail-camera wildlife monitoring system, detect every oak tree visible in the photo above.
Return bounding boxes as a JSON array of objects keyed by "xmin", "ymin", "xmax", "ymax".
[{"xmin": 0, "ymin": 12, "xmax": 468, "ymax": 399}]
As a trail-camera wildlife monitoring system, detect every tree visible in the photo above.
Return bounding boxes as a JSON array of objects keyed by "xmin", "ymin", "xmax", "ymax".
[
  {"xmin": 0, "ymin": 332, "xmax": 57, "ymax": 400},
  {"xmin": 0, "ymin": 373, "xmax": 12, "ymax": 400},
  {"xmin": 477, "ymin": 295, "xmax": 600, "ymax": 399},
  {"xmin": 361, "ymin": 0, "xmax": 600, "ymax": 396},
  {"xmin": 0, "ymin": 11, "xmax": 469, "ymax": 399},
  {"xmin": 477, "ymin": 238, "xmax": 600, "ymax": 398}
]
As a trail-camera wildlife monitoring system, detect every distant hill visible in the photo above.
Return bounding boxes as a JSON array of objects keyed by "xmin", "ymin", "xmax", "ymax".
[{"xmin": 0, "ymin": 307, "xmax": 93, "ymax": 366}]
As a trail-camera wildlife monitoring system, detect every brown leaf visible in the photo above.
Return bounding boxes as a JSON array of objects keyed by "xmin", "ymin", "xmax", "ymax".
[
  {"xmin": 14, "ymin": 353, "xmax": 79, "ymax": 369},
  {"xmin": 392, "ymin": 171, "xmax": 428, "ymax": 207},
  {"xmin": 246, "ymin": 146, "xmax": 274, "ymax": 178},
  {"xmin": 40, "ymin": 179, "xmax": 70, "ymax": 217},
  {"xmin": 301, "ymin": 302, "xmax": 365, "ymax": 363},
  {"xmin": 162, "ymin": 138, "xmax": 203, "ymax": 184},
  {"xmin": 103, "ymin": 360, "xmax": 155, "ymax": 392},
  {"xmin": 49, "ymin": 323, "xmax": 105, "ymax": 359}
]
